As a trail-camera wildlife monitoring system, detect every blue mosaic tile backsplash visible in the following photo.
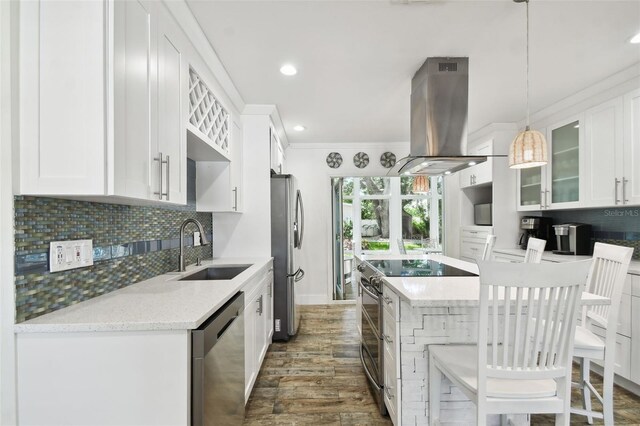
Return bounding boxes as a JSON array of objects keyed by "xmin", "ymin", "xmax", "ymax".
[
  {"xmin": 14, "ymin": 159, "xmax": 214, "ymax": 322},
  {"xmin": 541, "ymin": 206, "xmax": 640, "ymax": 259}
]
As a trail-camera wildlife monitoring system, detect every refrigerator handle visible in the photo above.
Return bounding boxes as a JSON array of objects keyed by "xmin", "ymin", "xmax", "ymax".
[
  {"xmin": 295, "ymin": 190, "xmax": 304, "ymax": 248},
  {"xmin": 287, "ymin": 267, "xmax": 305, "ymax": 282}
]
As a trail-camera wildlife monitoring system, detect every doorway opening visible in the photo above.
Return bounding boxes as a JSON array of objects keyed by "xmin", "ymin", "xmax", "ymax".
[{"xmin": 331, "ymin": 176, "xmax": 444, "ymax": 301}]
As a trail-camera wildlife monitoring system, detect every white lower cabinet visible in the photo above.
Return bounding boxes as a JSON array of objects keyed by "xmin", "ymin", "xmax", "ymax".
[
  {"xmin": 383, "ymin": 285, "xmax": 401, "ymax": 425},
  {"xmin": 243, "ymin": 263, "xmax": 274, "ymax": 403},
  {"xmin": 630, "ymin": 274, "xmax": 640, "ymax": 383},
  {"xmin": 459, "ymin": 226, "xmax": 493, "ymax": 263}
]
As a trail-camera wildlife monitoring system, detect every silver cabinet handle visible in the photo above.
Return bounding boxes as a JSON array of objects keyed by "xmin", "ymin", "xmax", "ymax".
[
  {"xmin": 164, "ymin": 155, "xmax": 170, "ymax": 200},
  {"xmin": 623, "ymin": 178, "xmax": 629, "ymax": 204},
  {"xmin": 154, "ymin": 151, "xmax": 164, "ymax": 200},
  {"xmin": 382, "ymin": 295, "xmax": 393, "ymax": 305},
  {"xmin": 540, "ymin": 191, "xmax": 545, "ymax": 209},
  {"xmin": 256, "ymin": 295, "xmax": 263, "ymax": 315},
  {"xmin": 232, "ymin": 187, "xmax": 238, "ymax": 211},
  {"xmin": 383, "ymin": 334, "xmax": 393, "ymax": 344},
  {"xmin": 615, "ymin": 178, "xmax": 621, "ymax": 205}
]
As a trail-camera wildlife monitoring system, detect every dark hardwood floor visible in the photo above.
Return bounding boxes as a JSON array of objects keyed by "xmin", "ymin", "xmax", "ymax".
[{"xmin": 244, "ymin": 305, "xmax": 640, "ymax": 425}]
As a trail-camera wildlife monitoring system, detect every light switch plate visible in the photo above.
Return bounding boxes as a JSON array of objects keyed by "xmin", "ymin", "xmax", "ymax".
[{"xmin": 49, "ymin": 239, "xmax": 94, "ymax": 273}]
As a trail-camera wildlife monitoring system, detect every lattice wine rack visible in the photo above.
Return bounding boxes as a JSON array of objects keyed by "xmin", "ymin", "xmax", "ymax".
[{"xmin": 188, "ymin": 67, "xmax": 229, "ymax": 153}]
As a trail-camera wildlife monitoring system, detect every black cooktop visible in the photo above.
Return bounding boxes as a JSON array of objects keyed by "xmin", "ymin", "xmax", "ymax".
[{"xmin": 366, "ymin": 259, "xmax": 477, "ymax": 277}]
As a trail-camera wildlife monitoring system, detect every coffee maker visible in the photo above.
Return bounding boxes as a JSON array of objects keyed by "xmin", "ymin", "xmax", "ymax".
[
  {"xmin": 552, "ymin": 223, "xmax": 592, "ymax": 255},
  {"xmin": 518, "ymin": 216, "xmax": 556, "ymax": 251}
]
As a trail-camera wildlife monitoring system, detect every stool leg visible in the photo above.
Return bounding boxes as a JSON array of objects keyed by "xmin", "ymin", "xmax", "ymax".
[
  {"xmin": 603, "ymin": 357, "xmax": 615, "ymax": 426},
  {"xmin": 580, "ymin": 357, "xmax": 594, "ymax": 424}
]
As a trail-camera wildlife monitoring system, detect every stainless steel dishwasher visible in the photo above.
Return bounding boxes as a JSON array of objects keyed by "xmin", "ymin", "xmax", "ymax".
[{"xmin": 192, "ymin": 292, "xmax": 245, "ymax": 426}]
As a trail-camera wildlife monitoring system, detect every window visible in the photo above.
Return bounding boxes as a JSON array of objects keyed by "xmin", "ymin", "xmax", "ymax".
[{"xmin": 333, "ymin": 176, "xmax": 444, "ymax": 300}]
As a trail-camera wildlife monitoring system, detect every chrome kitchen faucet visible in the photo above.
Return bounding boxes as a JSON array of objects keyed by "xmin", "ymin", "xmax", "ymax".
[{"xmin": 178, "ymin": 218, "xmax": 210, "ymax": 272}]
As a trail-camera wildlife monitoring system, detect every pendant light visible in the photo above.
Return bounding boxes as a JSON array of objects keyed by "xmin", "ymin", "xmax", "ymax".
[
  {"xmin": 412, "ymin": 176, "xmax": 430, "ymax": 194},
  {"xmin": 509, "ymin": 0, "xmax": 548, "ymax": 169}
]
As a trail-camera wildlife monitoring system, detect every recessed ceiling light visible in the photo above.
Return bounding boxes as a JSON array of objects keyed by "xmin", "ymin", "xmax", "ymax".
[
  {"xmin": 444, "ymin": 171, "xmax": 452, "ymax": 175},
  {"xmin": 403, "ymin": 172, "xmax": 411, "ymax": 175},
  {"xmin": 280, "ymin": 64, "xmax": 297, "ymax": 76},
  {"xmin": 574, "ymin": 124, "xmax": 580, "ymax": 128},
  {"xmin": 631, "ymin": 32, "xmax": 640, "ymax": 44},
  {"xmin": 468, "ymin": 161, "xmax": 477, "ymax": 166},
  {"xmin": 293, "ymin": 125, "xmax": 306, "ymax": 132}
]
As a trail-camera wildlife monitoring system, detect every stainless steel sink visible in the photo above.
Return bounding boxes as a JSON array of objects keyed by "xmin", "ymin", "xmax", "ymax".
[{"xmin": 179, "ymin": 265, "xmax": 251, "ymax": 281}]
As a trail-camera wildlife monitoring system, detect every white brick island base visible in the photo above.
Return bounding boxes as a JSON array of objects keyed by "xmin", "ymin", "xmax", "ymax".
[{"xmin": 394, "ymin": 296, "xmax": 530, "ymax": 426}]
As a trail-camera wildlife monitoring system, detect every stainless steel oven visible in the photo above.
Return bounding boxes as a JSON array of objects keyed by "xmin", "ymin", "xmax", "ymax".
[{"xmin": 357, "ymin": 262, "xmax": 386, "ymax": 415}]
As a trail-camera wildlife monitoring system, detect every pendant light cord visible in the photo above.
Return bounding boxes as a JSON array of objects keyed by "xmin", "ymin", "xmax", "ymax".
[{"xmin": 525, "ymin": 0, "xmax": 530, "ymax": 130}]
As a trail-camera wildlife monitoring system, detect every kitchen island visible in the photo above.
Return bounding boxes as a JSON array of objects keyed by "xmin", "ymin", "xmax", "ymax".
[
  {"xmin": 14, "ymin": 258, "xmax": 272, "ymax": 426},
  {"xmin": 356, "ymin": 253, "xmax": 606, "ymax": 426}
]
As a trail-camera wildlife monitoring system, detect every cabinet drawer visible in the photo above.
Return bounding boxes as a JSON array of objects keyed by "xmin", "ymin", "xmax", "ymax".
[
  {"xmin": 384, "ymin": 378, "xmax": 400, "ymax": 426},
  {"xmin": 461, "ymin": 241, "xmax": 484, "ymax": 260},
  {"xmin": 460, "ymin": 226, "xmax": 493, "ymax": 241},
  {"xmin": 382, "ymin": 285, "xmax": 399, "ymax": 320}
]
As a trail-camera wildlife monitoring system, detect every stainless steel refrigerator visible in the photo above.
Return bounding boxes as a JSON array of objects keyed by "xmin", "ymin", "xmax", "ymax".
[{"xmin": 271, "ymin": 174, "xmax": 305, "ymax": 341}]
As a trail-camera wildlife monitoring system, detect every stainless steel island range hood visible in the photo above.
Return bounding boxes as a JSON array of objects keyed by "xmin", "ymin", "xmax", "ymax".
[{"xmin": 390, "ymin": 57, "xmax": 497, "ymax": 176}]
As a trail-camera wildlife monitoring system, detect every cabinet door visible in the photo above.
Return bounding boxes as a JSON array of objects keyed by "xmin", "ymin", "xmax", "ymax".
[
  {"xmin": 19, "ymin": 0, "xmax": 107, "ymax": 195},
  {"xmin": 270, "ymin": 126, "xmax": 281, "ymax": 174},
  {"xmin": 266, "ymin": 272, "xmax": 274, "ymax": 340},
  {"xmin": 229, "ymin": 118, "xmax": 243, "ymax": 212},
  {"xmin": 517, "ymin": 166, "xmax": 544, "ymax": 211},
  {"xmin": 156, "ymin": 7, "xmax": 187, "ymax": 204},
  {"xmin": 244, "ymin": 295, "xmax": 257, "ymax": 403},
  {"xmin": 623, "ymin": 89, "xmax": 640, "ymax": 205},
  {"xmin": 583, "ymin": 98, "xmax": 624, "ymax": 207},
  {"xmin": 547, "ymin": 116, "xmax": 583, "ymax": 209},
  {"xmin": 631, "ymin": 296, "xmax": 640, "ymax": 384},
  {"xmin": 195, "ymin": 117, "xmax": 242, "ymax": 212},
  {"xmin": 113, "ymin": 0, "xmax": 156, "ymax": 200}
]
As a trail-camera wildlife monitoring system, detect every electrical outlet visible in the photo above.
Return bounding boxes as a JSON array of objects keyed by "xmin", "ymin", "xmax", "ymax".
[
  {"xmin": 49, "ymin": 239, "xmax": 94, "ymax": 273},
  {"xmin": 193, "ymin": 231, "xmax": 201, "ymax": 246}
]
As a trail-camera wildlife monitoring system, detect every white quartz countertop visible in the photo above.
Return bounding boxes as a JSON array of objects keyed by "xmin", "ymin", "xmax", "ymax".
[
  {"xmin": 14, "ymin": 258, "xmax": 272, "ymax": 333},
  {"xmin": 358, "ymin": 253, "xmax": 608, "ymax": 307},
  {"xmin": 492, "ymin": 247, "xmax": 640, "ymax": 275}
]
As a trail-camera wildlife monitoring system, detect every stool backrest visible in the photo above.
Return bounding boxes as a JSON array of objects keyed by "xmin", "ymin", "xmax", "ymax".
[
  {"xmin": 583, "ymin": 243, "xmax": 633, "ymax": 330},
  {"xmin": 475, "ymin": 260, "xmax": 592, "ymax": 396},
  {"xmin": 481, "ymin": 234, "xmax": 497, "ymax": 261},
  {"xmin": 524, "ymin": 237, "xmax": 546, "ymax": 263}
]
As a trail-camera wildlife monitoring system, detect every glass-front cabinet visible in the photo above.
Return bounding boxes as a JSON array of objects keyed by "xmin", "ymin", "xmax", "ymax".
[{"xmin": 517, "ymin": 115, "xmax": 583, "ymax": 211}]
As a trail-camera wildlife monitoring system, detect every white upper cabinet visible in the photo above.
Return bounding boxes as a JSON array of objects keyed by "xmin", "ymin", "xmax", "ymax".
[
  {"xmin": 196, "ymin": 116, "xmax": 243, "ymax": 213},
  {"xmin": 459, "ymin": 138, "xmax": 493, "ymax": 188},
  {"xmin": 623, "ymin": 89, "xmax": 640, "ymax": 205},
  {"xmin": 517, "ymin": 115, "xmax": 584, "ymax": 211},
  {"xmin": 583, "ymin": 97, "xmax": 624, "ymax": 207},
  {"xmin": 270, "ymin": 126, "xmax": 285, "ymax": 174},
  {"xmin": 156, "ymin": 7, "xmax": 189, "ymax": 204},
  {"xmin": 546, "ymin": 115, "xmax": 583, "ymax": 209},
  {"xmin": 518, "ymin": 86, "xmax": 640, "ymax": 211},
  {"xmin": 19, "ymin": 0, "xmax": 187, "ymax": 205}
]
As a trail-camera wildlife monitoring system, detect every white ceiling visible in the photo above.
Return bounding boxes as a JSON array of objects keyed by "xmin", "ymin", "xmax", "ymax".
[{"xmin": 186, "ymin": 0, "xmax": 640, "ymax": 144}]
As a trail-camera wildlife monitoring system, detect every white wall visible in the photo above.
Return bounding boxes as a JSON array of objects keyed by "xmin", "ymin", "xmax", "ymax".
[
  {"xmin": 213, "ymin": 114, "xmax": 272, "ymax": 258},
  {"xmin": 285, "ymin": 143, "xmax": 409, "ymax": 304}
]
